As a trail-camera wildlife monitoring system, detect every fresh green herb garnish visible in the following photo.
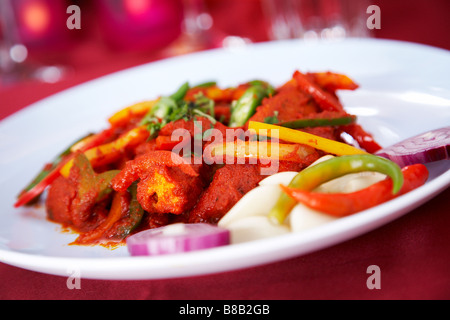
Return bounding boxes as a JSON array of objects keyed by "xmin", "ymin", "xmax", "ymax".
[
  {"xmin": 264, "ymin": 111, "xmax": 279, "ymax": 124},
  {"xmin": 140, "ymin": 82, "xmax": 217, "ymax": 138}
]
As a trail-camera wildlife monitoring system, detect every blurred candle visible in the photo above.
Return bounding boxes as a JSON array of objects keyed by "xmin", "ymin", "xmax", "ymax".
[
  {"xmin": 97, "ymin": 0, "xmax": 184, "ymax": 51},
  {"xmin": 21, "ymin": 0, "xmax": 51, "ymax": 35},
  {"xmin": 123, "ymin": 0, "xmax": 153, "ymax": 16},
  {"xmin": 263, "ymin": 0, "xmax": 370, "ymax": 41}
]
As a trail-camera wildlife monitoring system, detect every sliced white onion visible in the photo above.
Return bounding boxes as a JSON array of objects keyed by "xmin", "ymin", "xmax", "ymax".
[
  {"xmin": 218, "ymin": 184, "xmax": 282, "ymax": 227},
  {"xmin": 315, "ymin": 171, "xmax": 386, "ymax": 194},
  {"xmin": 289, "ymin": 203, "xmax": 336, "ymax": 233},
  {"xmin": 376, "ymin": 127, "xmax": 450, "ymax": 167},
  {"xmin": 218, "ymin": 155, "xmax": 340, "ymax": 243},
  {"xmin": 217, "ymin": 154, "xmax": 388, "ymax": 244},
  {"xmin": 126, "ymin": 223, "xmax": 230, "ymax": 256},
  {"xmin": 258, "ymin": 171, "xmax": 298, "ymax": 186},
  {"xmin": 224, "ymin": 216, "xmax": 290, "ymax": 244}
]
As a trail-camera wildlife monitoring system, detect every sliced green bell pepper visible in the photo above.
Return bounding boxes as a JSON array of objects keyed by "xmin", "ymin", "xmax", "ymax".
[
  {"xmin": 228, "ymin": 83, "xmax": 274, "ymax": 127},
  {"xmin": 278, "ymin": 115, "xmax": 356, "ymax": 129}
]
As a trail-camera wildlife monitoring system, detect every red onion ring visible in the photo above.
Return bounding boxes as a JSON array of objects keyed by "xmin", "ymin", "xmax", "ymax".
[
  {"xmin": 376, "ymin": 127, "xmax": 450, "ymax": 167},
  {"xmin": 127, "ymin": 223, "xmax": 230, "ymax": 256}
]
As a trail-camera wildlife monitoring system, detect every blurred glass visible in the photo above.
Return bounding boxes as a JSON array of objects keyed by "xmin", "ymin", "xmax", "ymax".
[
  {"xmin": 164, "ymin": 0, "xmax": 215, "ymax": 55},
  {"xmin": 0, "ymin": 0, "xmax": 27, "ymax": 84},
  {"xmin": 176, "ymin": 0, "xmax": 252, "ymax": 52},
  {"xmin": 263, "ymin": 0, "xmax": 370, "ymax": 41},
  {"xmin": 0, "ymin": 0, "xmax": 66, "ymax": 87}
]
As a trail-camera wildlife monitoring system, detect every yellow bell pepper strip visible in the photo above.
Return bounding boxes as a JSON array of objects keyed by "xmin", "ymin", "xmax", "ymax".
[
  {"xmin": 60, "ymin": 125, "xmax": 149, "ymax": 178},
  {"xmin": 108, "ymin": 100, "xmax": 158, "ymax": 128},
  {"xmin": 281, "ymin": 163, "xmax": 428, "ymax": 217},
  {"xmin": 204, "ymin": 140, "xmax": 316, "ymax": 165},
  {"xmin": 248, "ymin": 121, "xmax": 367, "ymax": 156},
  {"xmin": 14, "ymin": 128, "xmax": 115, "ymax": 208},
  {"xmin": 268, "ymin": 154, "xmax": 404, "ymax": 224}
]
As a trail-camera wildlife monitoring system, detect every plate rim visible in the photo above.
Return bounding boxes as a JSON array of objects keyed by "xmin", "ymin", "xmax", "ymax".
[{"xmin": 2, "ymin": 37, "xmax": 450, "ymax": 125}]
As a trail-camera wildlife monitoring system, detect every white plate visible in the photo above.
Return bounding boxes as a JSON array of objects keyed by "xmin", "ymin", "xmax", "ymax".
[{"xmin": 0, "ymin": 38, "xmax": 449, "ymax": 280}]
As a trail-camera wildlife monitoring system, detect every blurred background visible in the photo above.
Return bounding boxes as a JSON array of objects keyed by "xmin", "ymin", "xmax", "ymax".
[{"xmin": 1, "ymin": 0, "xmax": 449, "ymax": 119}]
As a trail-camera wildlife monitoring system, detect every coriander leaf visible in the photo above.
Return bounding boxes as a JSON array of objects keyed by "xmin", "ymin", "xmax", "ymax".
[{"xmin": 264, "ymin": 111, "xmax": 279, "ymax": 124}]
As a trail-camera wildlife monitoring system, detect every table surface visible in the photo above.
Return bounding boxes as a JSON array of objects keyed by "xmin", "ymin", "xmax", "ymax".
[{"xmin": 1, "ymin": 0, "xmax": 449, "ymax": 300}]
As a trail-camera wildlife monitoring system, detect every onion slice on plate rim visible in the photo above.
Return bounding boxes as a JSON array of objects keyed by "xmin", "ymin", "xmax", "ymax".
[
  {"xmin": 376, "ymin": 127, "xmax": 450, "ymax": 167},
  {"xmin": 126, "ymin": 223, "xmax": 230, "ymax": 256}
]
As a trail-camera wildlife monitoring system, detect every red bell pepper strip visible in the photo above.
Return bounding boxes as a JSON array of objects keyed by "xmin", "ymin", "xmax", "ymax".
[
  {"xmin": 342, "ymin": 123, "xmax": 382, "ymax": 154},
  {"xmin": 306, "ymin": 72, "xmax": 359, "ymax": 92},
  {"xmin": 74, "ymin": 181, "xmax": 144, "ymax": 244},
  {"xmin": 280, "ymin": 163, "xmax": 428, "ymax": 217},
  {"xmin": 155, "ymin": 135, "xmax": 190, "ymax": 151},
  {"xmin": 60, "ymin": 125, "xmax": 149, "ymax": 178},
  {"xmin": 293, "ymin": 70, "xmax": 344, "ymax": 112},
  {"xmin": 14, "ymin": 127, "xmax": 115, "ymax": 208},
  {"xmin": 74, "ymin": 188, "xmax": 129, "ymax": 245},
  {"xmin": 14, "ymin": 162, "xmax": 66, "ymax": 208}
]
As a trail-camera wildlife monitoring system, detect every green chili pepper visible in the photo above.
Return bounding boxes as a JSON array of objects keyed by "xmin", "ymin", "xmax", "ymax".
[
  {"xmin": 278, "ymin": 115, "xmax": 356, "ymax": 129},
  {"xmin": 110, "ymin": 181, "xmax": 144, "ymax": 240},
  {"xmin": 141, "ymin": 82, "xmax": 190, "ymax": 124},
  {"xmin": 229, "ymin": 84, "xmax": 274, "ymax": 127},
  {"xmin": 18, "ymin": 133, "xmax": 93, "ymax": 199},
  {"xmin": 140, "ymin": 82, "xmax": 191, "ymax": 138},
  {"xmin": 192, "ymin": 81, "xmax": 217, "ymax": 88},
  {"xmin": 269, "ymin": 154, "xmax": 404, "ymax": 224},
  {"xmin": 21, "ymin": 169, "xmax": 52, "ymax": 194},
  {"xmin": 248, "ymin": 80, "xmax": 275, "ymax": 90},
  {"xmin": 170, "ymin": 81, "xmax": 190, "ymax": 102},
  {"xmin": 128, "ymin": 181, "xmax": 144, "ymax": 228},
  {"xmin": 73, "ymin": 153, "xmax": 120, "ymax": 202}
]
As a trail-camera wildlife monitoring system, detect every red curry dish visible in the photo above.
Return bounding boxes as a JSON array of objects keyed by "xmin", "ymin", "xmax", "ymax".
[{"xmin": 15, "ymin": 70, "xmax": 382, "ymax": 245}]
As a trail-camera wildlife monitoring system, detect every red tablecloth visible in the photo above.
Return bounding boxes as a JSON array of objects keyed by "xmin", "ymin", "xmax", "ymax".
[{"xmin": 1, "ymin": 0, "xmax": 449, "ymax": 300}]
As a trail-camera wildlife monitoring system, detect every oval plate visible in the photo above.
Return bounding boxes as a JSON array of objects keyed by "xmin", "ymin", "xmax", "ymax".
[{"xmin": 0, "ymin": 38, "xmax": 449, "ymax": 279}]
